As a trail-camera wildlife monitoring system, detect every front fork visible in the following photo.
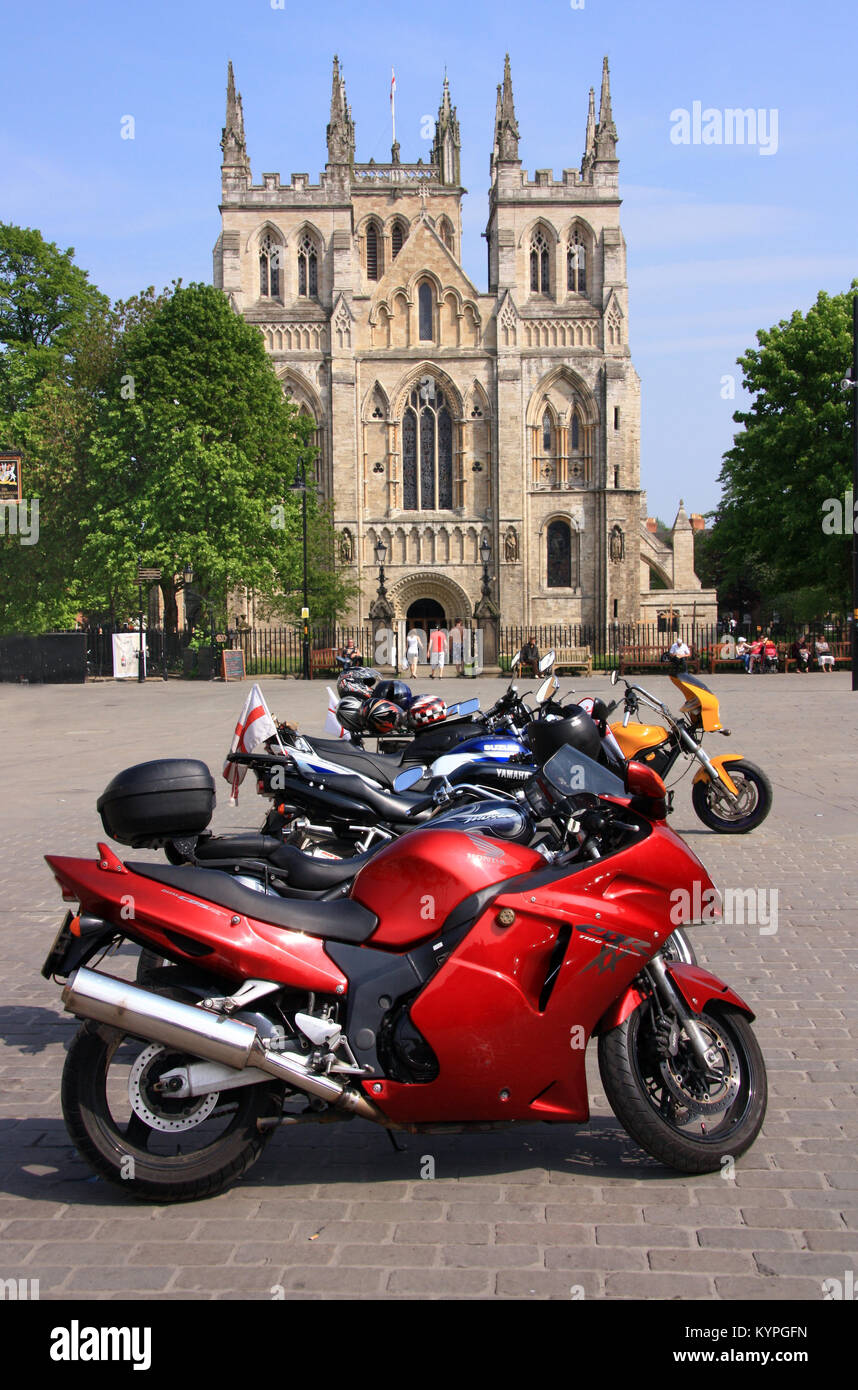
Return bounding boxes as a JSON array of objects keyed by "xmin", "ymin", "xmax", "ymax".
[
  {"xmin": 675, "ymin": 725, "xmax": 740, "ymax": 800},
  {"xmin": 646, "ymin": 955, "xmax": 725, "ymax": 1078}
]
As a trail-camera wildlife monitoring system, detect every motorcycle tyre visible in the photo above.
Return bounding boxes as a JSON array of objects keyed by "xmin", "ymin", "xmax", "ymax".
[{"xmin": 691, "ymin": 759, "xmax": 772, "ymax": 835}]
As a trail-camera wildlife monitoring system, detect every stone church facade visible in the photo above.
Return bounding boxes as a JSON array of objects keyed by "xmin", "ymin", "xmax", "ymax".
[{"xmin": 213, "ymin": 56, "xmax": 716, "ymax": 637}]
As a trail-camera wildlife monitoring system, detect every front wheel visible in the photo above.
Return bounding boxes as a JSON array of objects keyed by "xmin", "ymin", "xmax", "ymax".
[
  {"xmin": 598, "ymin": 1001, "xmax": 767, "ymax": 1173},
  {"xmin": 691, "ymin": 759, "xmax": 772, "ymax": 833},
  {"xmin": 61, "ymin": 987, "xmax": 283, "ymax": 1202}
]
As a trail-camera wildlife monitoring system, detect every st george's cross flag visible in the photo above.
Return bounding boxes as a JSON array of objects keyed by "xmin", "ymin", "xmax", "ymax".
[{"xmin": 223, "ymin": 682, "xmax": 279, "ymax": 805}]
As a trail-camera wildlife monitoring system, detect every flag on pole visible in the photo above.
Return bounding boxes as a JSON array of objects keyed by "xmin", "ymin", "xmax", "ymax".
[
  {"xmin": 222, "ymin": 682, "xmax": 280, "ymax": 805},
  {"xmin": 390, "ymin": 68, "xmax": 396, "ymax": 105},
  {"xmin": 390, "ymin": 67, "xmax": 396, "ymax": 146},
  {"xmin": 324, "ymin": 685, "xmax": 349, "ymax": 739}
]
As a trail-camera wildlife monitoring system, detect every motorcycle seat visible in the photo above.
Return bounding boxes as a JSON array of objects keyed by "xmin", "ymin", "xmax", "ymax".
[
  {"xmin": 307, "ymin": 739, "xmax": 425, "ymax": 787},
  {"xmin": 192, "ymin": 834, "xmax": 382, "ymax": 890},
  {"xmin": 312, "ymin": 772, "xmax": 435, "ymax": 824},
  {"xmin": 126, "ymin": 862, "xmax": 379, "ymax": 943}
]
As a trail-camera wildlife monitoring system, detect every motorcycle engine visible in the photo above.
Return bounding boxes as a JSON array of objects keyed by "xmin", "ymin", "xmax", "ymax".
[{"xmin": 379, "ymin": 998, "xmax": 439, "ymax": 1083}]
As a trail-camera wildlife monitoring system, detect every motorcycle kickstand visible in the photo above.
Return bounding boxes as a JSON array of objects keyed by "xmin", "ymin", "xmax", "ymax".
[{"xmin": 386, "ymin": 1130, "xmax": 408, "ymax": 1154}]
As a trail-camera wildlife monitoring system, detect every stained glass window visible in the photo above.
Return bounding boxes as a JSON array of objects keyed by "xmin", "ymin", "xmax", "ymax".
[
  {"xmin": 571, "ymin": 412, "xmax": 580, "ymax": 450},
  {"xmin": 547, "ymin": 519, "xmax": 572, "ymax": 588},
  {"xmin": 297, "ymin": 234, "xmax": 317, "ymax": 298},
  {"xmin": 542, "ymin": 410, "xmax": 553, "ymax": 453},
  {"xmin": 418, "ymin": 282, "xmax": 433, "ymax": 340},
  {"xmin": 402, "ymin": 377, "xmax": 452, "ymax": 510}
]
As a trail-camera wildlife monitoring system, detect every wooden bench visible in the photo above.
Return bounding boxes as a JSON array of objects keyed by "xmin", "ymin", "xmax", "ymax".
[
  {"xmin": 552, "ymin": 645, "xmax": 593, "ymax": 678},
  {"xmin": 309, "ymin": 647, "xmax": 337, "ymax": 677},
  {"xmin": 619, "ymin": 645, "xmax": 701, "ymax": 675}
]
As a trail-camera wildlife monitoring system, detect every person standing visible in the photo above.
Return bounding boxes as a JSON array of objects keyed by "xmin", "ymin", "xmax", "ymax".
[
  {"xmin": 428, "ymin": 625, "xmax": 447, "ymax": 678},
  {"xmin": 405, "ymin": 628, "xmax": 421, "ymax": 680},
  {"xmin": 451, "ymin": 618, "xmax": 465, "ymax": 676}
]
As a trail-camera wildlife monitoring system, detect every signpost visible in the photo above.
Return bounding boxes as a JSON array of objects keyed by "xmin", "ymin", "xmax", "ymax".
[
  {"xmin": 0, "ymin": 451, "xmax": 22, "ymax": 503},
  {"xmin": 222, "ymin": 648, "xmax": 246, "ymax": 681}
]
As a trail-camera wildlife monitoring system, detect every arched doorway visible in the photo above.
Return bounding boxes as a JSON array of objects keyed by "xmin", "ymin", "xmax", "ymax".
[{"xmin": 406, "ymin": 598, "xmax": 446, "ymax": 638}]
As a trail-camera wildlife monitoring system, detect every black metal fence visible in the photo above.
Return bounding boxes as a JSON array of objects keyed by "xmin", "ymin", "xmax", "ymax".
[{"xmin": 0, "ymin": 618, "xmax": 850, "ymax": 683}]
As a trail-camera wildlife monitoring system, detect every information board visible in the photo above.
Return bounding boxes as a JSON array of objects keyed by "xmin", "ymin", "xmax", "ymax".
[{"xmin": 222, "ymin": 648, "xmax": 246, "ymax": 682}]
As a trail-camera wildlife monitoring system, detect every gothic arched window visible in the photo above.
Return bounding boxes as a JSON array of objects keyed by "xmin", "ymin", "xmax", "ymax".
[
  {"xmin": 547, "ymin": 519, "xmax": 572, "ymax": 588},
  {"xmin": 402, "ymin": 376, "xmax": 453, "ymax": 511},
  {"xmin": 571, "ymin": 411, "xmax": 580, "ymax": 451},
  {"xmin": 438, "ymin": 217, "xmax": 454, "ymax": 252},
  {"xmin": 542, "ymin": 409, "xmax": 553, "ymax": 454},
  {"xmin": 567, "ymin": 230, "xmax": 587, "ymax": 293},
  {"xmin": 418, "ymin": 282, "xmax": 434, "ymax": 341},
  {"xmin": 530, "ymin": 229, "xmax": 550, "ymax": 294},
  {"xmin": 259, "ymin": 233, "xmax": 280, "ymax": 298},
  {"xmin": 366, "ymin": 224, "xmax": 381, "ymax": 280},
  {"xmin": 297, "ymin": 234, "xmax": 317, "ymax": 298},
  {"xmin": 391, "ymin": 220, "xmax": 406, "ymax": 258}
]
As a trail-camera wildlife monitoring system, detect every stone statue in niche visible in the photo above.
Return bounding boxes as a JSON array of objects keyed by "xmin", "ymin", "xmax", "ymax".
[
  {"xmin": 339, "ymin": 529, "xmax": 354, "ymax": 564},
  {"xmin": 610, "ymin": 526, "xmax": 625, "ymax": 562},
  {"xmin": 504, "ymin": 527, "xmax": 519, "ymax": 562}
]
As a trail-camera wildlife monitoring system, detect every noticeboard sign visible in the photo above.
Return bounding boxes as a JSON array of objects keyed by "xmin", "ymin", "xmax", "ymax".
[
  {"xmin": 222, "ymin": 648, "xmax": 246, "ymax": 682},
  {"xmin": 0, "ymin": 452, "xmax": 22, "ymax": 503}
]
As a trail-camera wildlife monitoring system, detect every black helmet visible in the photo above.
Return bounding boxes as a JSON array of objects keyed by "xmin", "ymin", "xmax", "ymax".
[
  {"xmin": 373, "ymin": 678, "xmax": 414, "ymax": 710},
  {"xmin": 336, "ymin": 695, "xmax": 366, "ymax": 733},
  {"xmin": 526, "ymin": 706, "xmax": 601, "ymax": 766},
  {"xmin": 336, "ymin": 666, "xmax": 378, "ymax": 699},
  {"xmin": 363, "ymin": 697, "xmax": 404, "ymax": 736}
]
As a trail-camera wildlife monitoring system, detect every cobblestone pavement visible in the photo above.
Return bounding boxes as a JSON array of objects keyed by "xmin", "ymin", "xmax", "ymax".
[{"xmin": 1, "ymin": 672, "xmax": 856, "ymax": 1301}]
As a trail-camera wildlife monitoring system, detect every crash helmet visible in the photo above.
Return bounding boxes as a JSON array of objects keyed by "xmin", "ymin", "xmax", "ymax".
[
  {"xmin": 335, "ymin": 695, "xmax": 367, "ymax": 733},
  {"xmin": 526, "ymin": 705, "xmax": 601, "ymax": 766},
  {"xmin": 336, "ymin": 666, "xmax": 378, "ymax": 699},
  {"xmin": 408, "ymin": 695, "xmax": 447, "ymax": 729},
  {"xmin": 373, "ymin": 678, "xmax": 415, "ymax": 710},
  {"xmin": 362, "ymin": 697, "xmax": 404, "ymax": 737}
]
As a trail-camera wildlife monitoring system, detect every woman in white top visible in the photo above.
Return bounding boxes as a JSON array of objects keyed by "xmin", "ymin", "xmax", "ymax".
[{"xmin": 405, "ymin": 629, "xmax": 421, "ymax": 679}]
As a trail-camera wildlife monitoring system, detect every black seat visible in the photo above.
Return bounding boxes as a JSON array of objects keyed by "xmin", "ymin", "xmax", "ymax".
[
  {"xmin": 192, "ymin": 834, "xmax": 383, "ymax": 890},
  {"xmin": 314, "ymin": 771, "xmax": 435, "ymax": 823},
  {"xmin": 307, "ymin": 739, "xmax": 426, "ymax": 786},
  {"xmin": 127, "ymin": 862, "xmax": 379, "ymax": 943}
]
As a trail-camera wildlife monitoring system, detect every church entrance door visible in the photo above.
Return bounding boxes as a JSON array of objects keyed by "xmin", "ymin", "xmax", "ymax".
[{"xmin": 406, "ymin": 598, "xmax": 446, "ymax": 638}]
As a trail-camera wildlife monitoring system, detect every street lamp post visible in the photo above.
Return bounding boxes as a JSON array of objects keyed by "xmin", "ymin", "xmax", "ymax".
[
  {"xmin": 479, "ymin": 534, "xmax": 492, "ymax": 599},
  {"xmin": 137, "ymin": 552, "xmax": 145, "ymax": 683},
  {"xmin": 368, "ymin": 537, "xmax": 394, "ymax": 668},
  {"xmin": 290, "ymin": 459, "xmax": 310, "ymax": 680},
  {"xmin": 473, "ymin": 533, "xmax": 499, "ymax": 671}
]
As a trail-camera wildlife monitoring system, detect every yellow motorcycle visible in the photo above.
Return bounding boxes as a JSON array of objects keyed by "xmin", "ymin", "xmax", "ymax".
[{"xmin": 607, "ymin": 669, "xmax": 772, "ymax": 834}]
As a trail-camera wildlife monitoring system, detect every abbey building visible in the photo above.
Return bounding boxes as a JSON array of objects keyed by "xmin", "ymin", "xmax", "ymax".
[{"xmin": 213, "ymin": 56, "xmax": 716, "ymax": 635}]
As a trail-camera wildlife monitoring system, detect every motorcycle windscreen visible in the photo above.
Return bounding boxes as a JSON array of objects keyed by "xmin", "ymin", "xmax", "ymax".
[{"xmin": 543, "ymin": 743, "xmax": 627, "ymax": 799}]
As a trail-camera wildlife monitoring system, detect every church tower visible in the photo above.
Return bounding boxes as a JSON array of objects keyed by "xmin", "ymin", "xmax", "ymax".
[{"xmin": 485, "ymin": 53, "xmax": 641, "ymax": 630}]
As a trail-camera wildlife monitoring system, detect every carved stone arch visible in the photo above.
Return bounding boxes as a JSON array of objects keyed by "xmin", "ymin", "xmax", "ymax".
[
  {"xmin": 391, "ymin": 362, "xmax": 465, "ymax": 420},
  {"xmin": 286, "ymin": 219, "xmax": 323, "ymax": 250},
  {"xmin": 389, "ymin": 570, "xmax": 473, "ymax": 624},
  {"xmin": 518, "ymin": 217, "xmax": 561, "ymax": 250},
  {"xmin": 527, "ymin": 364, "xmax": 598, "ymax": 427},
  {"xmin": 361, "ymin": 379, "xmax": 391, "ymax": 421},
  {"xmin": 245, "ymin": 221, "xmax": 285, "ymax": 256},
  {"xmin": 562, "ymin": 213, "xmax": 596, "ymax": 244},
  {"xmin": 538, "ymin": 509, "xmax": 583, "ymax": 537},
  {"xmin": 276, "ymin": 366, "xmax": 324, "ymax": 421},
  {"xmin": 467, "ymin": 380, "xmax": 491, "ymax": 419},
  {"xmin": 405, "ymin": 267, "xmax": 444, "ymax": 301},
  {"xmin": 435, "ymin": 215, "xmax": 455, "ymax": 252}
]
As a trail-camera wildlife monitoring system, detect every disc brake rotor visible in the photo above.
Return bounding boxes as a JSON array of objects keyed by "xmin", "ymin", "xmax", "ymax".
[
  {"xmin": 658, "ymin": 1023, "xmax": 741, "ymax": 1118},
  {"xmin": 128, "ymin": 1044, "xmax": 220, "ymax": 1133}
]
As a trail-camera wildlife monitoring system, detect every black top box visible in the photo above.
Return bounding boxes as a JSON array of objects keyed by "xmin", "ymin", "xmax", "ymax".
[{"xmin": 97, "ymin": 759, "xmax": 216, "ymax": 848}]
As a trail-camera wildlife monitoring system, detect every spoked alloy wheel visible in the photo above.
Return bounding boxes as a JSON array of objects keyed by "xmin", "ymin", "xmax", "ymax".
[
  {"xmin": 691, "ymin": 759, "xmax": 772, "ymax": 834},
  {"xmin": 61, "ymin": 987, "xmax": 283, "ymax": 1202},
  {"xmin": 598, "ymin": 1001, "xmax": 766, "ymax": 1173}
]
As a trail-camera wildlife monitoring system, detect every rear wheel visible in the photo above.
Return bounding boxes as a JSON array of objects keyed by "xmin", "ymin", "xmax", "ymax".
[
  {"xmin": 61, "ymin": 984, "xmax": 283, "ymax": 1202},
  {"xmin": 598, "ymin": 1001, "xmax": 766, "ymax": 1173},
  {"xmin": 691, "ymin": 759, "xmax": 772, "ymax": 834}
]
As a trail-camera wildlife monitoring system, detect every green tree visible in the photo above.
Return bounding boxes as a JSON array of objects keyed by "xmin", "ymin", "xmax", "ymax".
[
  {"xmin": 77, "ymin": 282, "xmax": 345, "ymax": 630},
  {"xmin": 714, "ymin": 283, "xmax": 856, "ymax": 613}
]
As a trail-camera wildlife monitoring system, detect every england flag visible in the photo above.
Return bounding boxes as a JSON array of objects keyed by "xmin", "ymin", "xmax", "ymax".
[{"xmin": 223, "ymin": 683, "xmax": 280, "ymax": 805}]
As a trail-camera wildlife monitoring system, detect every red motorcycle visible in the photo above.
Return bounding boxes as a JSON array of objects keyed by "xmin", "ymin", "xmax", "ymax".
[{"xmin": 43, "ymin": 747, "xmax": 766, "ymax": 1202}]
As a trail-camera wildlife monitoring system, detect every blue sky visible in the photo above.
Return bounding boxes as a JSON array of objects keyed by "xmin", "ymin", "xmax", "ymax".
[{"xmin": 2, "ymin": 0, "xmax": 856, "ymax": 520}]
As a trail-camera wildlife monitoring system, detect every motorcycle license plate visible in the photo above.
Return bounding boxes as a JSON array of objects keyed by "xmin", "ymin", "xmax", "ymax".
[{"xmin": 40, "ymin": 911, "xmax": 76, "ymax": 980}]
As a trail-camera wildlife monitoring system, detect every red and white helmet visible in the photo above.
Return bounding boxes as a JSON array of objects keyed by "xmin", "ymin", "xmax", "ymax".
[{"xmin": 408, "ymin": 695, "xmax": 447, "ymax": 728}]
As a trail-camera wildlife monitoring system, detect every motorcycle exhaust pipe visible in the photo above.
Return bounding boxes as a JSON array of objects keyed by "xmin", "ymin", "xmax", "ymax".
[{"xmin": 61, "ymin": 967, "xmax": 385, "ymax": 1123}]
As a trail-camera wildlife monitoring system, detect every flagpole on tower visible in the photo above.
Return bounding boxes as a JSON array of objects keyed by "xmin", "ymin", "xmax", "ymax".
[{"xmin": 390, "ymin": 67, "xmax": 399, "ymax": 162}]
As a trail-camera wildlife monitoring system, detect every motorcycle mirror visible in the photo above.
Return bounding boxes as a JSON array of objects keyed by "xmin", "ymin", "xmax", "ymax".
[
  {"xmin": 535, "ymin": 674, "xmax": 560, "ymax": 705},
  {"xmin": 393, "ymin": 766, "xmax": 424, "ymax": 793},
  {"xmin": 625, "ymin": 760, "xmax": 668, "ymax": 819},
  {"xmin": 508, "ymin": 651, "xmax": 521, "ymax": 685},
  {"xmin": 610, "ymin": 668, "xmax": 620, "ymax": 686},
  {"xmin": 538, "ymin": 649, "xmax": 556, "ymax": 673}
]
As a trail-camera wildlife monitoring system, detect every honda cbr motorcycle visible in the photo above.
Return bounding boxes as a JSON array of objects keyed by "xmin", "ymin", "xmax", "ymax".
[
  {"xmin": 44, "ymin": 744, "xmax": 766, "ymax": 1202},
  {"xmin": 606, "ymin": 670, "xmax": 773, "ymax": 834}
]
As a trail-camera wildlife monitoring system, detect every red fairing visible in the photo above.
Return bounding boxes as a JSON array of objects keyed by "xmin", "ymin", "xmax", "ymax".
[
  {"xmin": 364, "ymin": 820, "xmax": 717, "ymax": 1125},
  {"xmin": 351, "ymin": 829, "xmax": 543, "ymax": 948},
  {"xmin": 666, "ymin": 963, "xmax": 755, "ymax": 1020},
  {"xmin": 44, "ymin": 853, "xmax": 347, "ymax": 994}
]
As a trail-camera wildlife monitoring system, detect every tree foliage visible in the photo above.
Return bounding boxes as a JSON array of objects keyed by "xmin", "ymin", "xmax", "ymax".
[{"xmin": 709, "ymin": 283, "xmax": 856, "ymax": 614}]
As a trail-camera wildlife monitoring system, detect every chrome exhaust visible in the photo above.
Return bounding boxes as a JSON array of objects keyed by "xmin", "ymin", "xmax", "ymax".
[{"xmin": 62, "ymin": 967, "xmax": 385, "ymax": 1123}]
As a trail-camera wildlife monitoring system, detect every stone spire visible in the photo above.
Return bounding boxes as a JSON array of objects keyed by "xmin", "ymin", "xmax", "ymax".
[
  {"xmin": 581, "ymin": 86, "xmax": 596, "ymax": 176},
  {"xmin": 432, "ymin": 72, "xmax": 461, "ymax": 185},
  {"xmin": 594, "ymin": 55, "xmax": 618, "ymax": 161},
  {"xmin": 495, "ymin": 54, "xmax": 520, "ymax": 162},
  {"xmin": 326, "ymin": 55, "xmax": 355, "ymax": 165},
  {"xmin": 490, "ymin": 83, "xmax": 502, "ymax": 175},
  {"xmin": 221, "ymin": 60, "xmax": 250, "ymax": 177}
]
